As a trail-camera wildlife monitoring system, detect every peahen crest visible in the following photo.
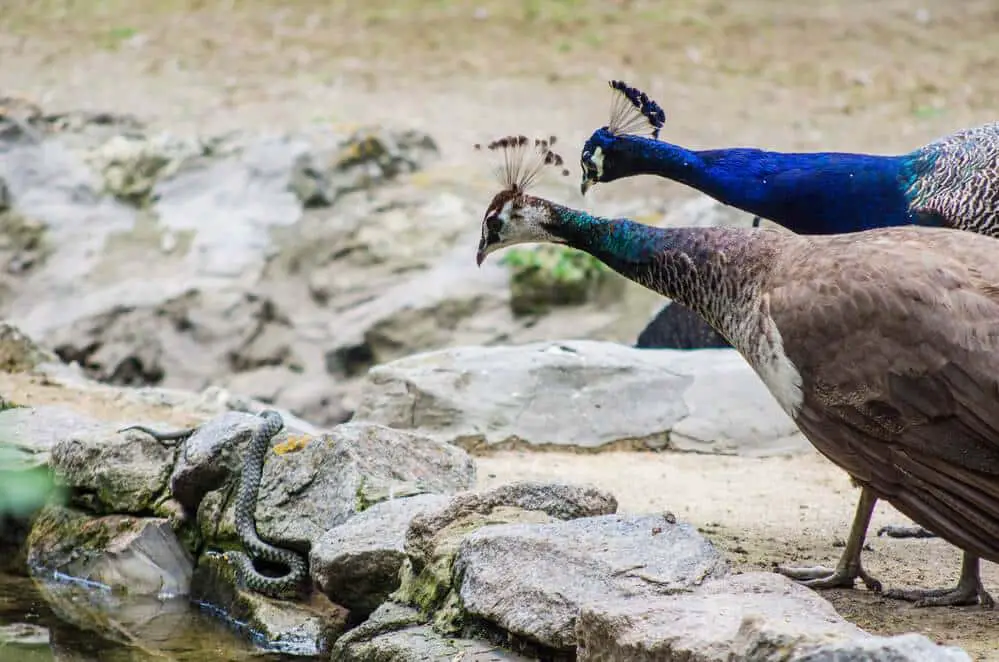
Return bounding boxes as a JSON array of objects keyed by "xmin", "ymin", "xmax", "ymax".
[
  {"xmin": 607, "ymin": 80, "xmax": 666, "ymax": 140},
  {"xmin": 474, "ymin": 135, "xmax": 571, "ymax": 193}
]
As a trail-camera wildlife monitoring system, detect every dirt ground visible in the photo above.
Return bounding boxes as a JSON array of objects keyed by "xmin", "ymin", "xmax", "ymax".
[{"xmin": 3, "ymin": 0, "xmax": 999, "ymax": 658}]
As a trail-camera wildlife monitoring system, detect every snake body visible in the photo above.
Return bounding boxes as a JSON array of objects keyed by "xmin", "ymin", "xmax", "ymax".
[{"xmin": 120, "ymin": 409, "xmax": 307, "ymax": 598}]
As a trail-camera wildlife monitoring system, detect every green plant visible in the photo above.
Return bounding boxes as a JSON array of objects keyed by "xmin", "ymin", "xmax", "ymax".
[
  {"xmin": 501, "ymin": 245, "xmax": 614, "ymax": 316},
  {"xmin": 0, "ymin": 443, "xmax": 64, "ymax": 518}
]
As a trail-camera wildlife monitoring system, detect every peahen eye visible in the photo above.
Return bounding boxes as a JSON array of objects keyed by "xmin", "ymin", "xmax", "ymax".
[{"xmin": 486, "ymin": 215, "xmax": 503, "ymax": 234}]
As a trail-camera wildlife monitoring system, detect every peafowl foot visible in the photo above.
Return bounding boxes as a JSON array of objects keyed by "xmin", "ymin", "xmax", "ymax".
[
  {"xmin": 777, "ymin": 560, "xmax": 883, "ymax": 592},
  {"xmin": 883, "ymin": 551, "xmax": 994, "ymax": 608},
  {"xmin": 877, "ymin": 524, "xmax": 935, "ymax": 539},
  {"xmin": 777, "ymin": 486, "xmax": 883, "ymax": 593}
]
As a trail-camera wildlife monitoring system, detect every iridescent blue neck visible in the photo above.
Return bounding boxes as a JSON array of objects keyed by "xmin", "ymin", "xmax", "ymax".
[{"xmin": 611, "ymin": 135, "xmax": 925, "ymax": 235}]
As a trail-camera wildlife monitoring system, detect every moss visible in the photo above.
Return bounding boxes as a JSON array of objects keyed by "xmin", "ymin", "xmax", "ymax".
[
  {"xmin": 501, "ymin": 245, "xmax": 617, "ymax": 316},
  {"xmin": 26, "ymin": 505, "xmax": 119, "ymax": 569},
  {"xmin": 355, "ymin": 476, "xmax": 372, "ymax": 512}
]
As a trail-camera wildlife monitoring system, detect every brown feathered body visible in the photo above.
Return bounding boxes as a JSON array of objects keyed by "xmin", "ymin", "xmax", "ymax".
[{"xmin": 671, "ymin": 225, "xmax": 999, "ymax": 563}]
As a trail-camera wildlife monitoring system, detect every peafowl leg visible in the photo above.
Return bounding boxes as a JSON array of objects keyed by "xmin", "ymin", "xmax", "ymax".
[
  {"xmin": 776, "ymin": 487, "xmax": 883, "ymax": 592},
  {"xmin": 883, "ymin": 551, "xmax": 994, "ymax": 607}
]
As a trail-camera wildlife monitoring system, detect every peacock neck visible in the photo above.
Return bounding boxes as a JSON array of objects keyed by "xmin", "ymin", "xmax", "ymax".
[
  {"xmin": 613, "ymin": 136, "xmax": 919, "ymax": 234},
  {"xmin": 545, "ymin": 203, "xmax": 779, "ymax": 342}
]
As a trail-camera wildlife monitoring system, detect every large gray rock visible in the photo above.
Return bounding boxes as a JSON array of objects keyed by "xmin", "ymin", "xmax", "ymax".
[
  {"xmin": 331, "ymin": 602, "xmax": 533, "ymax": 662},
  {"xmin": 793, "ymin": 634, "xmax": 972, "ymax": 662},
  {"xmin": 51, "ymin": 421, "xmax": 175, "ymax": 514},
  {"xmin": 575, "ymin": 572, "xmax": 862, "ymax": 661},
  {"xmin": 310, "ymin": 494, "xmax": 449, "ymax": 616},
  {"xmin": 26, "ymin": 506, "xmax": 193, "ymax": 596},
  {"xmin": 198, "ymin": 421, "xmax": 476, "ymax": 551},
  {"xmin": 453, "ymin": 513, "xmax": 728, "ymax": 652},
  {"xmin": 0, "ymin": 405, "xmax": 109, "ymax": 464},
  {"xmin": 356, "ymin": 340, "xmax": 807, "ymax": 456}
]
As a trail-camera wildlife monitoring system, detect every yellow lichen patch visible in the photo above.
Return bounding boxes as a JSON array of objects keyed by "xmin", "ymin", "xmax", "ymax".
[{"xmin": 273, "ymin": 434, "xmax": 311, "ymax": 455}]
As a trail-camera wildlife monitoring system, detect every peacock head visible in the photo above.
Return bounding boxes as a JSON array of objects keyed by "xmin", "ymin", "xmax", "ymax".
[
  {"xmin": 474, "ymin": 135, "xmax": 571, "ymax": 266},
  {"xmin": 580, "ymin": 80, "xmax": 666, "ymax": 196}
]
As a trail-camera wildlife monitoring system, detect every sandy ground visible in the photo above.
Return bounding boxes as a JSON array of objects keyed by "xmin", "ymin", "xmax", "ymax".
[
  {"xmin": 5, "ymin": 370, "xmax": 999, "ymax": 659},
  {"xmin": 3, "ymin": 0, "xmax": 999, "ymax": 658}
]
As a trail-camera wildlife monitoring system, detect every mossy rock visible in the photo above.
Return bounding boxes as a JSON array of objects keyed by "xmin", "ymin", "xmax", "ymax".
[
  {"xmin": 502, "ymin": 245, "xmax": 621, "ymax": 317},
  {"xmin": 0, "ymin": 210, "xmax": 50, "ymax": 274}
]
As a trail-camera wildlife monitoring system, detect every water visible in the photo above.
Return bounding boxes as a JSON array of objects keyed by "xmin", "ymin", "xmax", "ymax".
[{"xmin": 0, "ymin": 572, "xmax": 313, "ymax": 662}]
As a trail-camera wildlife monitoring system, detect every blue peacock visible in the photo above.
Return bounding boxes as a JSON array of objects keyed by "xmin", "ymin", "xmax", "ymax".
[
  {"xmin": 474, "ymin": 135, "xmax": 999, "ymax": 607},
  {"xmin": 580, "ymin": 80, "xmax": 999, "ymax": 238}
]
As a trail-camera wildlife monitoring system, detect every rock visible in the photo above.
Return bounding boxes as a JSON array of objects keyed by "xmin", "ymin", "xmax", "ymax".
[
  {"xmin": 356, "ymin": 340, "xmax": 807, "ymax": 457},
  {"xmin": 0, "ymin": 321, "xmax": 59, "ymax": 372},
  {"xmin": 331, "ymin": 602, "xmax": 534, "ymax": 662},
  {"xmin": 289, "ymin": 128, "xmax": 439, "ymax": 208},
  {"xmin": 794, "ymin": 633, "xmax": 972, "ymax": 662},
  {"xmin": 166, "ymin": 410, "xmax": 258, "ymax": 512},
  {"xmin": 26, "ymin": 506, "xmax": 193, "ymax": 596},
  {"xmin": 311, "ymin": 494, "xmax": 449, "ymax": 616},
  {"xmin": 453, "ymin": 513, "xmax": 727, "ymax": 652},
  {"xmin": 634, "ymin": 302, "xmax": 731, "ymax": 350},
  {"xmin": 393, "ymin": 482, "xmax": 619, "ymax": 631},
  {"xmin": 51, "ymin": 422, "xmax": 175, "ymax": 514},
  {"xmin": 191, "ymin": 551, "xmax": 348, "ymax": 657},
  {"xmin": 198, "ymin": 421, "xmax": 476, "ymax": 552},
  {"xmin": 575, "ymin": 572, "xmax": 863, "ymax": 661},
  {"xmin": 0, "ymin": 405, "xmax": 108, "ymax": 464},
  {"xmin": 84, "ymin": 132, "xmax": 209, "ymax": 206}
]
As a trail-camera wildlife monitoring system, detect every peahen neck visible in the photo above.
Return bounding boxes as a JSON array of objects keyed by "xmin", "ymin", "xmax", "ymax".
[
  {"xmin": 611, "ymin": 135, "xmax": 929, "ymax": 235},
  {"xmin": 545, "ymin": 203, "xmax": 779, "ymax": 342}
]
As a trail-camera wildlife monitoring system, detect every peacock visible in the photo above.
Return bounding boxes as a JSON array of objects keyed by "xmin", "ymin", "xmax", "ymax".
[
  {"xmin": 474, "ymin": 135, "xmax": 999, "ymax": 608},
  {"xmin": 579, "ymin": 81, "xmax": 999, "ymax": 593}
]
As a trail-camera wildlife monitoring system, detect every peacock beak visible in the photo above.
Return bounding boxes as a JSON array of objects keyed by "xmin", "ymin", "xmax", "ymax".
[{"xmin": 580, "ymin": 177, "xmax": 594, "ymax": 196}]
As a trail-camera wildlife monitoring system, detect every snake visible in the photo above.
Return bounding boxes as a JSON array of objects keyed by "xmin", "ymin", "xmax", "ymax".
[{"xmin": 120, "ymin": 409, "xmax": 307, "ymax": 598}]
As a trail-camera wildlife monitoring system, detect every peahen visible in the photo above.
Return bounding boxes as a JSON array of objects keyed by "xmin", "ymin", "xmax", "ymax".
[
  {"xmin": 474, "ymin": 135, "xmax": 999, "ymax": 607},
  {"xmin": 580, "ymin": 81, "xmax": 999, "ymax": 591}
]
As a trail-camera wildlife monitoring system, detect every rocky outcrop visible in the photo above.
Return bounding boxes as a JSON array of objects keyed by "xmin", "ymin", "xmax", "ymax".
[{"xmin": 355, "ymin": 340, "xmax": 808, "ymax": 457}]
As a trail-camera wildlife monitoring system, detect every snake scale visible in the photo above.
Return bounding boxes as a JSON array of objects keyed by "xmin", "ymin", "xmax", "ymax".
[{"xmin": 121, "ymin": 409, "xmax": 307, "ymax": 598}]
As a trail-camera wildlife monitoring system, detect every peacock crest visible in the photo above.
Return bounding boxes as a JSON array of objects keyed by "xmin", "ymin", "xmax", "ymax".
[
  {"xmin": 474, "ymin": 134, "xmax": 571, "ymax": 194},
  {"xmin": 607, "ymin": 80, "xmax": 667, "ymax": 140}
]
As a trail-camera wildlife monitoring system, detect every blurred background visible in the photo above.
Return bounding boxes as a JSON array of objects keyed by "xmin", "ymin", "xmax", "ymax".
[
  {"xmin": 3, "ymin": 0, "xmax": 997, "ymax": 424},
  {"xmin": 2, "ymin": 1, "xmax": 999, "ymax": 660}
]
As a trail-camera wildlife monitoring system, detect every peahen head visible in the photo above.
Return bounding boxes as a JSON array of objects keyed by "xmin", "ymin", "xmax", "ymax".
[
  {"xmin": 580, "ymin": 80, "xmax": 666, "ymax": 196},
  {"xmin": 474, "ymin": 135, "xmax": 572, "ymax": 266}
]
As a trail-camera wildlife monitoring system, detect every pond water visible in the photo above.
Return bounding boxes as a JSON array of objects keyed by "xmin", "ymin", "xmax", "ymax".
[{"xmin": 0, "ymin": 572, "xmax": 315, "ymax": 662}]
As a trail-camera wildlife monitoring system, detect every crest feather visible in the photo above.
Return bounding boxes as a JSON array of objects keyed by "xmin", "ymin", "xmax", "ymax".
[
  {"xmin": 474, "ymin": 134, "xmax": 571, "ymax": 193},
  {"xmin": 607, "ymin": 80, "xmax": 666, "ymax": 139}
]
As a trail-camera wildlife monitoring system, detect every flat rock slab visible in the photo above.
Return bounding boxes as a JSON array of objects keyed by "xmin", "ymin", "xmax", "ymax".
[
  {"xmin": 310, "ymin": 493, "xmax": 449, "ymax": 616},
  {"xmin": 0, "ymin": 405, "xmax": 112, "ymax": 465},
  {"xmin": 356, "ymin": 340, "xmax": 806, "ymax": 456},
  {"xmin": 576, "ymin": 572, "xmax": 862, "ymax": 661},
  {"xmin": 330, "ymin": 602, "xmax": 533, "ymax": 662},
  {"xmin": 453, "ymin": 513, "xmax": 728, "ymax": 651},
  {"xmin": 793, "ymin": 633, "xmax": 972, "ymax": 662}
]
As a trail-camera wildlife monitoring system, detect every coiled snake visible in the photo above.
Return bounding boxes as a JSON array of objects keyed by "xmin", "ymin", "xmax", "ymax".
[{"xmin": 121, "ymin": 409, "xmax": 307, "ymax": 598}]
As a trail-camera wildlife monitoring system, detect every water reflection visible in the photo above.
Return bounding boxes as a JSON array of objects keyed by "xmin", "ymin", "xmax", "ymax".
[{"xmin": 0, "ymin": 573, "xmax": 315, "ymax": 662}]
